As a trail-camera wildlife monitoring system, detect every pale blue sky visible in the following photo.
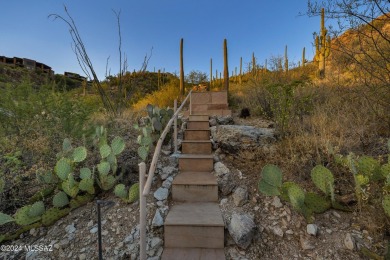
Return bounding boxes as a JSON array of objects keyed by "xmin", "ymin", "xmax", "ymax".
[{"xmin": 0, "ymin": 1, "xmax": 324, "ymax": 80}]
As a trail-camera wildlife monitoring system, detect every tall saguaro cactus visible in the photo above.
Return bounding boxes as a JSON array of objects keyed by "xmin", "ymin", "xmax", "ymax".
[
  {"xmin": 179, "ymin": 38, "xmax": 184, "ymax": 95},
  {"xmin": 284, "ymin": 45, "xmax": 289, "ymax": 73},
  {"xmin": 209, "ymin": 58, "xmax": 213, "ymax": 91},
  {"xmin": 223, "ymin": 39, "xmax": 229, "ymax": 92},
  {"xmin": 239, "ymin": 57, "xmax": 242, "ymax": 85},
  {"xmin": 314, "ymin": 8, "xmax": 331, "ymax": 78},
  {"xmin": 252, "ymin": 52, "xmax": 256, "ymax": 75},
  {"xmin": 302, "ymin": 47, "xmax": 306, "ymax": 67}
]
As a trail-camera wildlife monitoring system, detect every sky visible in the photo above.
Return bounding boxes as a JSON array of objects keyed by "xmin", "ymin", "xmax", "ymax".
[{"xmin": 0, "ymin": 1, "xmax": 325, "ymax": 80}]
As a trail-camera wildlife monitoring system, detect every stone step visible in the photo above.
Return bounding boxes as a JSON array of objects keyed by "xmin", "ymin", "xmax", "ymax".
[
  {"xmin": 172, "ymin": 172, "xmax": 218, "ymax": 202},
  {"xmin": 179, "ymin": 154, "xmax": 214, "ymax": 172},
  {"xmin": 162, "ymin": 248, "xmax": 225, "ymax": 260},
  {"xmin": 182, "ymin": 140, "xmax": 212, "ymax": 154},
  {"xmin": 164, "ymin": 202, "xmax": 224, "ymax": 248},
  {"xmin": 189, "ymin": 115, "xmax": 209, "ymax": 121},
  {"xmin": 184, "ymin": 129, "xmax": 210, "ymax": 141},
  {"xmin": 187, "ymin": 121, "xmax": 209, "ymax": 130}
]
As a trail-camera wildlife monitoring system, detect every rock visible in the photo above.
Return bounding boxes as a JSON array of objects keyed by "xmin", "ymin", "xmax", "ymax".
[
  {"xmin": 87, "ymin": 220, "xmax": 93, "ymax": 227},
  {"xmin": 79, "ymin": 253, "xmax": 87, "ymax": 260},
  {"xmin": 26, "ymin": 250, "xmax": 39, "ymax": 260},
  {"xmin": 159, "ymin": 166, "xmax": 176, "ymax": 180},
  {"xmin": 90, "ymin": 227, "xmax": 98, "ymax": 234},
  {"xmin": 162, "ymin": 176, "xmax": 173, "ymax": 189},
  {"xmin": 65, "ymin": 223, "xmax": 76, "ymax": 234},
  {"xmin": 216, "ymin": 116, "xmax": 234, "ymax": 125},
  {"xmin": 214, "ymin": 162, "xmax": 230, "ymax": 176},
  {"xmin": 209, "ymin": 117, "xmax": 218, "ymax": 127},
  {"xmin": 306, "ymin": 224, "xmax": 318, "ymax": 236},
  {"xmin": 228, "ymin": 212, "xmax": 256, "ymax": 249},
  {"xmin": 154, "ymin": 187, "xmax": 169, "ymax": 201},
  {"xmin": 344, "ymin": 233, "xmax": 355, "ymax": 250},
  {"xmin": 300, "ymin": 235, "xmax": 315, "ymax": 250},
  {"xmin": 220, "ymin": 198, "xmax": 228, "ymax": 205},
  {"xmin": 150, "ymin": 237, "xmax": 163, "ymax": 249},
  {"xmin": 271, "ymin": 197, "xmax": 283, "ymax": 208},
  {"xmin": 148, "ymin": 257, "xmax": 160, "ymax": 260},
  {"xmin": 218, "ymin": 172, "xmax": 236, "ymax": 196},
  {"xmin": 271, "ymin": 226, "xmax": 284, "ymax": 237},
  {"xmin": 232, "ymin": 187, "xmax": 248, "ymax": 206},
  {"xmin": 211, "ymin": 125, "xmax": 275, "ymax": 154},
  {"xmin": 152, "ymin": 209, "xmax": 164, "ymax": 227}
]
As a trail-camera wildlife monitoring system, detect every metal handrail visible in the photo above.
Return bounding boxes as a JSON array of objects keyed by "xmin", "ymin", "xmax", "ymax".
[
  {"xmin": 138, "ymin": 90, "xmax": 193, "ymax": 260},
  {"xmin": 142, "ymin": 90, "xmax": 192, "ymax": 196}
]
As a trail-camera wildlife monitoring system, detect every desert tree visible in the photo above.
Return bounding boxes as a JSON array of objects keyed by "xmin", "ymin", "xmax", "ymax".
[{"xmin": 49, "ymin": 5, "xmax": 151, "ymax": 116}]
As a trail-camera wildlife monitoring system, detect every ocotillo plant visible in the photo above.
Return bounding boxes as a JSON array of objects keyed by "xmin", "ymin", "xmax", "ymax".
[
  {"xmin": 223, "ymin": 39, "xmax": 229, "ymax": 92},
  {"xmin": 284, "ymin": 45, "xmax": 289, "ymax": 73},
  {"xmin": 302, "ymin": 47, "xmax": 306, "ymax": 67},
  {"xmin": 180, "ymin": 38, "xmax": 184, "ymax": 95},
  {"xmin": 209, "ymin": 58, "xmax": 212, "ymax": 90},
  {"xmin": 314, "ymin": 8, "xmax": 331, "ymax": 78}
]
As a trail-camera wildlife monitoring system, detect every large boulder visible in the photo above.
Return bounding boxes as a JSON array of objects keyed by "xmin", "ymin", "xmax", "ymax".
[
  {"xmin": 211, "ymin": 125, "xmax": 275, "ymax": 154},
  {"xmin": 228, "ymin": 212, "xmax": 256, "ymax": 249}
]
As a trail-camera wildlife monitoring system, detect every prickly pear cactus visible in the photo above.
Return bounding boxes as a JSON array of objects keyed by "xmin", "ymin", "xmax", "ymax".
[
  {"xmin": 138, "ymin": 146, "xmax": 149, "ymax": 161},
  {"xmin": 280, "ymin": 182, "xmax": 295, "ymax": 202},
  {"xmin": 72, "ymin": 146, "xmax": 87, "ymax": 163},
  {"xmin": 287, "ymin": 184, "xmax": 305, "ymax": 211},
  {"xmin": 53, "ymin": 191, "xmax": 69, "ymax": 208},
  {"xmin": 79, "ymin": 178, "xmax": 95, "ymax": 194},
  {"xmin": 114, "ymin": 184, "xmax": 127, "ymax": 199},
  {"xmin": 98, "ymin": 161, "xmax": 110, "ymax": 176},
  {"xmin": 100, "ymin": 144, "xmax": 112, "ymax": 159},
  {"xmin": 0, "ymin": 212, "xmax": 15, "ymax": 225},
  {"xmin": 99, "ymin": 175, "xmax": 116, "ymax": 191},
  {"xmin": 80, "ymin": 168, "xmax": 92, "ymax": 179},
  {"xmin": 55, "ymin": 158, "xmax": 72, "ymax": 181},
  {"xmin": 304, "ymin": 192, "xmax": 331, "ymax": 213},
  {"xmin": 311, "ymin": 165, "xmax": 334, "ymax": 196},
  {"xmin": 111, "ymin": 136, "xmax": 125, "ymax": 155},
  {"xmin": 128, "ymin": 183, "xmax": 139, "ymax": 203},
  {"xmin": 357, "ymin": 156, "xmax": 381, "ymax": 181},
  {"xmin": 384, "ymin": 195, "xmax": 390, "ymax": 218},
  {"xmin": 14, "ymin": 205, "xmax": 41, "ymax": 226},
  {"xmin": 28, "ymin": 201, "xmax": 45, "ymax": 217},
  {"xmin": 42, "ymin": 207, "xmax": 71, "ymax": 226},
  {"xmin": 258, "ymin": 164, "xmax": 282, "ymax": 196},
  {"xmin": 69, "ymin": 194, "xmax": 94, "ymax": 209}
]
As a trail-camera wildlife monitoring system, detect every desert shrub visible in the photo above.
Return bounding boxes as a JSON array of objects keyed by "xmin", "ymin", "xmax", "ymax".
[
  {"xmin": 133, "ymin": 79, "xmax": 181, "ymax": 111},
  {"xmin": 0, "ymin": 81, "xmax": 95, "ymax": 161}
]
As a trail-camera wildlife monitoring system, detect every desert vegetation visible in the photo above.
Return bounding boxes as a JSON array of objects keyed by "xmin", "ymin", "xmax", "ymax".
[{"xmin": 0, "ymin": 0, "xmax": 390, "ymax": 258}]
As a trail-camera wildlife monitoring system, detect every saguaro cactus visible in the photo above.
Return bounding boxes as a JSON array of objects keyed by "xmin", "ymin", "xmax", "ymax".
[
  {"xmin": 252, "ymin": 52, "xmax": 256, "ymax": 75},
  {"xmin": 284, "ymin": 45, "xmax": 289, "ymax": 73},
  {"xmin": 223, "ymin": 39, "xmax": 229, "ymax": 92},
  {"xmin": 180, "ymin": 38, "xmax": 184, "ymax": 95},
  {"xmin": 209, "ymin": 58, "xmax": 212, "ymax": 90},
  {"xmin": 264, "ymin": 59, "xmax": 267, "ymax": 72},
  {"xmin": 314, "ymin": 8, "xmax": 331, "ymax": 78},
  {"xmin": 302, "ymin": 47, "xmax": 306, "ymax": 67},
  {"xmin": 239, "ymin": 57, "xmax": 242, "ymax": 85}
]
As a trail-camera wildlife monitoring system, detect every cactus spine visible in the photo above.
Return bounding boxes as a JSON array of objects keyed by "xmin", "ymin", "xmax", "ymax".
[
  {"xmin": 179, "ymin": 38, "xmax": 184, "ymax": 95},
  {"xmin": 223, "ymin": 39, "xmax": 229, "ymax": 92},
  {"xmin": 284, "ymin": 45, "xmax": 289, "ymax": 72},
  {"xmin": 302, "ymin": 47, "xmax": 306, "ymax": 67},
  {"xmin": 314, "ymin": 8, "xmax": 331, "ymax": 78}
]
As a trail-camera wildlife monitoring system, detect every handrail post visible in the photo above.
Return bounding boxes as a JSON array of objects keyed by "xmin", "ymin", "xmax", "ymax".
[
  {"xmin": 174, "ymin": 99, "xmax": 178, "ymax": 153},
  {"xmin": 189, "ymin": 92, "xmax": 192, "ymax": 115},
  {"xmin": 139, "ymin": 162, "xmax": 147, "ymax": 260}
]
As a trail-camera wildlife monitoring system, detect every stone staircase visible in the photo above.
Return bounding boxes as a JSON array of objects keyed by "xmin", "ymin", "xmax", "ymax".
[{"xmin": 161, "ymin": 113, "xmax": 226, "ymax": 259}]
